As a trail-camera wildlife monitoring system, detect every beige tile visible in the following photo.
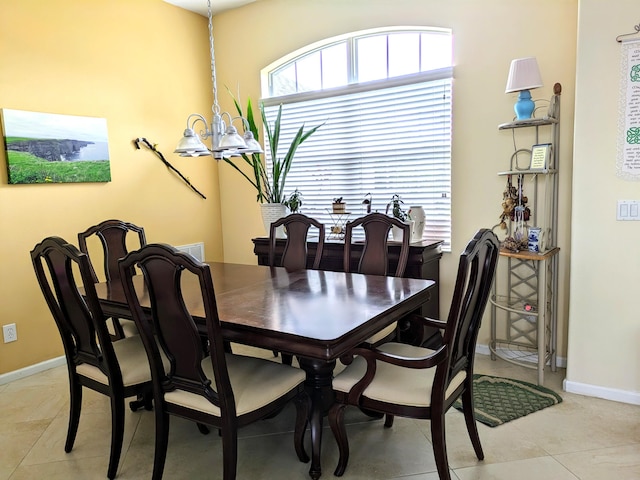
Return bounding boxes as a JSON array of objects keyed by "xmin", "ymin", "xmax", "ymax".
[
  {"xmin": 0, "ymin": 419, "xmax": 51, "ymax": 480},
  {"xmin": 2, "ymin": 351, "xmax": 639, "ymax": 480},
  {"xmin": 390, "ymin": 474, "xmax": 461, "ymax": 480},
  {"xmin": 21, "ymin": 406, "xmax": 144, "ymax": 468},
  {"xmin": 8, "ymin": 455, "xmax": 113, "ymax": 480},
  {"xmin": 122, "ymin": 414, "xmax": 305, "ymax": 479},
  {"xmin": 3, "ymin": 365, "xmax": 68, "ymax": 390},
  {"xmin": 506, "ymin": 391, "xmax": 640, "ymax": 455},
  {"xmin": 415, "ymin": 408, "xmax": 550, "ymax": 469},
  {"xmin": 0, "ymin": 382, "xmax": 66, "ymax": 424},
  {"xmin": 554, "ymin": 444, "xmax": 640, "ymax": 480},
  {"xmin": 454, "ymin": 456, "xmax": 579, "ymax": 479},
  {"xmin": 320, "ymin": 413, "xmax": 442, "ymax": 479}
]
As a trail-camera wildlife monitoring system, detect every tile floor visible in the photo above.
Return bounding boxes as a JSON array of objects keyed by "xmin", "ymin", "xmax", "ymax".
[{"xmin": 1, "ymin": 346, "xmax": 639, "ymax": 480}]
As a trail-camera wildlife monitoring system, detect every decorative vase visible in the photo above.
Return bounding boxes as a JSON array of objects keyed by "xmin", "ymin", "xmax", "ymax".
[
  {"xmin": 408, "ymin": 206, "xmax": 425, "ymax": 243},
  {"xmin": 391, "ymin": 221, "xmax": 414, "ymax": 242},
  {"xmin": 260, "ymin": 203, "xmax": 287, "ymax": 238}
]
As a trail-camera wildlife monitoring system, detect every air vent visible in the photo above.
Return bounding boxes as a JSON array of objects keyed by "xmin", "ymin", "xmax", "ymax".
[{"xmin": 175, "ymin": 242, "xmax": 205, "ymax": 262}]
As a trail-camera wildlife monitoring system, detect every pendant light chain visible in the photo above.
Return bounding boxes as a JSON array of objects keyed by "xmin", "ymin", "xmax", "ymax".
[
  {"xmin": 208, "ymin": 0, "xmax": 220, "ymax": 116},
  {"xmin": 173, "ymin": 0, "xmax": 262, "ymax": 158}
]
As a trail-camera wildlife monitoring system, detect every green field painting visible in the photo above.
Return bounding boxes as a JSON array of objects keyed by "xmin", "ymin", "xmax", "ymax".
[{"xmin": 1, "ymin": 109, "xmax": 111, "ymax": 184}]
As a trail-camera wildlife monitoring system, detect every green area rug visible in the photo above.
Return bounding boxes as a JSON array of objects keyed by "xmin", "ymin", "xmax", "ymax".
[{"xmin": 453, "ymin": 374, "xmax": 562, "ymax": 427}]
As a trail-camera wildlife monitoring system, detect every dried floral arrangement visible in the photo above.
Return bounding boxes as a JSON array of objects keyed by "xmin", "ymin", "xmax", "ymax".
[{"xmin": 498, "ymin": 174, "xmax": 530, "ymax": 252}]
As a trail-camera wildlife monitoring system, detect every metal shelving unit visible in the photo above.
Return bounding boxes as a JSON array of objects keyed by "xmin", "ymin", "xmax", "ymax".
[{"xmin": 489, "ymin": 84, "xmax": 562, "ymax": 385}]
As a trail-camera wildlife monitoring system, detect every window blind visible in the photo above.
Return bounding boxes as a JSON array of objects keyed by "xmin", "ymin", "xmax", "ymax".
[{"xmin": 262, "ymin": 76, "xmax": 452, "ymax": 250}]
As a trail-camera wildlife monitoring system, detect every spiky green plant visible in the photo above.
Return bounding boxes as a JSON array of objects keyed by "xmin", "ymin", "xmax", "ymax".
[{"xmin": 224, "ymin": 93, "xmax": 322, "ymax": 204}]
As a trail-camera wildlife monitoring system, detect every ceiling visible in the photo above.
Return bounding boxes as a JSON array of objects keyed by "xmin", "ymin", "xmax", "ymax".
[{"xmin": 163, "ymin": 0, "xmax": 256, "ymax": 16}]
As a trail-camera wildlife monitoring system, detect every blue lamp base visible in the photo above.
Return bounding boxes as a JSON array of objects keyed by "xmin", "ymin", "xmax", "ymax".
[{"xmin": 514, "ymin": 89, "xmax": 535, "ymax": 120}]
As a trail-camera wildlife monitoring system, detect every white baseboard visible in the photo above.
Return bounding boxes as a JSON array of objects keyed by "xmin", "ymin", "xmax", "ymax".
[
  {"xmin": 0, "ymin": 356, "xmax": 66, "ymax": 385},
  {"xmin": 476, "ymin": 344, "xmax": 639, "ymax": 405},
  {"xmin": 563, "ymin": 379, "xmax": 640, "ymax": 405}
]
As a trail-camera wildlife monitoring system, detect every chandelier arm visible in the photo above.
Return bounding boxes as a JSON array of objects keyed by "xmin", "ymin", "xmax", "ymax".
[
  {"xmin": 187, "ymin": 113, "xmax": 212, "ymax": 140},
  {"xmin": 134, "ymin": 137, "xmax": 207, "ymax": 199}
]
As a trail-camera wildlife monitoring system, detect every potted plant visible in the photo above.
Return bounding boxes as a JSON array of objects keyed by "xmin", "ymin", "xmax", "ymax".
[
  {"xmin": 285, "ymin": 189, "xmax": 303, "ymax": 214},
  {"xmin": 223, "ymin": 94, "xmax": 323, "ymax": 236},
  {"xmin": 386, "ymin": 194, "xmax": 407, "ymax": 222},
  {"xmin": 332, "ymin": 197, "xmax": 346, "ymax": 214},
  {"xmin": 386, "ymin": 194, "xmax": 413, "ymax": 241}
]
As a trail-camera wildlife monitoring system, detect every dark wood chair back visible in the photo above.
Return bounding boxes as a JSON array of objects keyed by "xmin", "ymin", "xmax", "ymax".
[
  {"xmin": 119, "ymin": 243, "xmax": 230, "ymax": 412},
  {"xmin": 269, "ymin": 213, "xmax": 325, "ymax": 270},
  {"xmin": 343, "ymin": 212, "xmax": 410, "ymax": 277},
  {"xmin": 32, "ymin": 236, "xmax": 116, "ymax": 379},
  {"xmin": 439, "ymin": 228, "xmax": 500, "ymax": 392},
  {"xmin": 30, "ymin": 236, "xmax": 152, "ymax": 480},
  {"xmin": 78, "ymin": 219, "xmax": 146, "ymax": 284},
  {"xmin": 118, "ymin": 243, "xmax": 309, "ymax": 479}
]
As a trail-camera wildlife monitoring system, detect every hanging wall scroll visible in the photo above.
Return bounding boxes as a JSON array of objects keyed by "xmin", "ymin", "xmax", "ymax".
[{"xmin": 616, "ymin": 24, "xmax": 640, "ymax": 180}]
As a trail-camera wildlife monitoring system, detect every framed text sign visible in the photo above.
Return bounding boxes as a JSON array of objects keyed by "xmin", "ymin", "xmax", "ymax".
[
  {"xmin": 617, "ymin": 40, "xmax": 640, "ymax": 180},
  {"xmin": 530, "ymin": 143, "xmax": 552, "ymax": 171}
]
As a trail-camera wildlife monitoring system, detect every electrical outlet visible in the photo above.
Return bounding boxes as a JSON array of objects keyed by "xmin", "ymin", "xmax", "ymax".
[{"xmin": 3, "ymin": 323, "xmax": 17, "ymax": 343}]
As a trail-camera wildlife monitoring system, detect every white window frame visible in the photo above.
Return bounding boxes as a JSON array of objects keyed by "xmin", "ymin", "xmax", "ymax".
[{"xmin": 260, "ymin": 28, "xmax": 453, "ymax": 250}]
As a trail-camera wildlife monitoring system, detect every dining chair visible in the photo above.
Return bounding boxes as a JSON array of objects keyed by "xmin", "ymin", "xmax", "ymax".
[
  {"xmin": 30, "ymin": 236, "xmax": 157, "ymax": 480},
  {"xmin": 118, "ymin": 243, "xmax": 310, "ymax": 480},
  {"xmin": 268, "ymin": 213, "xmax": 325, "ymax": 271},
  {"xmin": 343, "ymin": 212, "xmax": 411, "ymax": 346},
  {"xmin": 328, "ymin": 229, "xmax": 500, "ymax": 480},
  {"xmin": 78, "ymin": 219, "xmax": 146, "ymax": 339},
  {"xmin": 269, "ymin": 213, "xmax": 325, "ymax": 364}
]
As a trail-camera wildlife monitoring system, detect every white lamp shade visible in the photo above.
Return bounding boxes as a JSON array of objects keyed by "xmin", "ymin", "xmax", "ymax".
[
  {"xmin": 242, "ymin": 131, "xmax": 264, "ymax": 154},
  {"xmin": 505, "ymin": 57, "xmax": 543, "ymax": 93},
  {"xmin": 217, "ymin": 125, "xmax": 247, "ymax": 150},
  {"xmin": 174, "ymin": 129, "xmax": 211, "ymax": 157}
]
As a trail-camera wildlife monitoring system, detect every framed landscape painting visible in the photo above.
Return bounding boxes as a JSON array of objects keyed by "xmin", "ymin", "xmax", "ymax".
[{"xmin": 1, "ymin": 109, "xmax": 111, "ymax": 184}]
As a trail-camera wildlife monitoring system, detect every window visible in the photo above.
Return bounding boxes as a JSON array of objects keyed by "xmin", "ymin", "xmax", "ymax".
[{"xmin": 262, "ymin": 28, "xmax": 453, "ymax": 249}]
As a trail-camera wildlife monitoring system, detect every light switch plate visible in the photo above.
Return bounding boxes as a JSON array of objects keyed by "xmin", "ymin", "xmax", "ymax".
[{"xmin": 617, "ymin": 200, "xmax": 640, "ymax": 221}]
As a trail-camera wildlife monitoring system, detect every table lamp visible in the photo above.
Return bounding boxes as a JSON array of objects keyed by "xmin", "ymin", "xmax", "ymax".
[{"xmin": 505, "ymin": 57, "xmax": 543, "ymax": 120}]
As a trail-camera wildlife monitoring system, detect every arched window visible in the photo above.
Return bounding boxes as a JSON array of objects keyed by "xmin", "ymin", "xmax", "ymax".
[{"xmin": 261, "ymin": 27, "xmax": 453, "ymax": 249}]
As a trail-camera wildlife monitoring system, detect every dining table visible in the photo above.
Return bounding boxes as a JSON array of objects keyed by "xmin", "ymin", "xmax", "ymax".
[{"xmin": 93, "ymin": 261, "xmax": 435, "ymax": 479}]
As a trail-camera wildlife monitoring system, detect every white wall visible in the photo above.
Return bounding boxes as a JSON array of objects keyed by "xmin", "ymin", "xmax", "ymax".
[{"xmin": 564, "ymin": 0, "xmax": 640, "ymax": 403}]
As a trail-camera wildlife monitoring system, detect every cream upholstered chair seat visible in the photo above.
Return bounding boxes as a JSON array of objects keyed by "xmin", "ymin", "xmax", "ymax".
[
  {"xmin": 332, "ymin": 343, "xmax": 466, "ymax": 407},
  {"xmin": 165, "ymin": 354, "xmax": 306, "ymax": 417},
  {"xmin": 363, "ymin": 323, "xmax": 398, "ymax": 347},
  {"xmin": 76, "ymin": 334, "xmax": 169, "ymax": 388}
]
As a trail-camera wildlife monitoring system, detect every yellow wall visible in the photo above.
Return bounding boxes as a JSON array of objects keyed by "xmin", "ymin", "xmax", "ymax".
[
  {"xmin": 4, "ymin": 0, "xmax": 636, "ymax": 402},
  {"xmin": 0, "ymin": 0, "xmax": 223, "ymax": 374},
  {"xmin": 212, "ymin": 0, "xmax": 577, "ymax": 360}
]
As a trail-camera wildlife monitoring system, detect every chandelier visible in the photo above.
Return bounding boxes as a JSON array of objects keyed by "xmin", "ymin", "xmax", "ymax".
[{"xmin": 174, "ymin": 0, "xmax": 262, "ymax": 159}]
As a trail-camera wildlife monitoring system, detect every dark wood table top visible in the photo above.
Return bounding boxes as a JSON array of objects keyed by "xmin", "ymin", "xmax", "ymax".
[
  {"xmin": 94, "ymin": 262, "xmax": 435, "ymax": 361},
  {"xmin": 94, "ymin": 261, "xmax": 434, "ymax": 480}
]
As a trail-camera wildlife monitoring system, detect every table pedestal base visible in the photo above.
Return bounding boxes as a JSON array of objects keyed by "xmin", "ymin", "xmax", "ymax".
[{"xmin": 298, "ymin": 357, "xmax": 337, "ymax": 479}]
